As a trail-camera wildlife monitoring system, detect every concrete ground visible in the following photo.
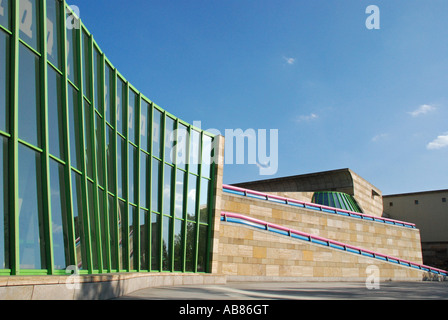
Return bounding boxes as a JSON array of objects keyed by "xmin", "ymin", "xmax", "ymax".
[{"xmin": 115, "ymin": 280, "xmax": 448, "ymax": 300}]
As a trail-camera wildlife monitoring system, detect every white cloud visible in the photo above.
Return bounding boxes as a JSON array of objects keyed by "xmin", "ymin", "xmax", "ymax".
[
  {"xmin": 296, "ymin": 113, "xmax": 318, "ymax": 122},
  {"xmin": 283, "ymin": 56, "xmax": 295, "ymax": 65},
  {"xmin": 427, "ymin": 133, "xmax": 448, "ymax": 150},
  {"xmin": 409, "ymin": 104, "xmax": 436, "ymax": 117},
  {"xmin": 372, "ymin": 133, "xmax": 388, "ymax": 142},
  {"xmin": 188, "ymin": 188, "xmax": 196, "ymax": 201}
]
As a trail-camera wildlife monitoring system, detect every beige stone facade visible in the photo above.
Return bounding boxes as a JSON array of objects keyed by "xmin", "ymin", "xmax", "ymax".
[
  {"xmin": 209, "ymin": 135, "xmax": 226, "ymax": 274},
  {"xmin": 214, "ymin": 189, "xmax": 438, "ymax": 281},
  {"xmin": 221, "ymin": 193, "xmax": 423, "ymax": 264},
  {"xmin": 218, "ymin": 222, "xmax": 427, "ymax": 282}
]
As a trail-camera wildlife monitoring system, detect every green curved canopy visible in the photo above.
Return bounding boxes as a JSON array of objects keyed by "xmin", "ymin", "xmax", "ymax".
[{"xmin": 312, "ymin": 191, "xmax": 363, "ymax": 213}]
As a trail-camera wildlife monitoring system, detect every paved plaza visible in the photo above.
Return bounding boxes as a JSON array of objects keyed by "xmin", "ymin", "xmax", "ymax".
[{"xmin": 116, "ymin": 280, "xmax": 448, "ymax": 300}]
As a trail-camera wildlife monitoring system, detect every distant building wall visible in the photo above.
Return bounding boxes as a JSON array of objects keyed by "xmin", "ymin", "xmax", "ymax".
[{"xmin": 383, "ymin": 190, "xmax": 448, "ymax": 271}]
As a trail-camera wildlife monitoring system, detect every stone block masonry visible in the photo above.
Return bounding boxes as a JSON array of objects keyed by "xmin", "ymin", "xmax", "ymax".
[
  {"xmin": 221, "ymin": 193, "xmax": 423, "ymax": 265},
  {"xmin": 218, "ymin": 222, "xmax": 426, "ymax": 282}
]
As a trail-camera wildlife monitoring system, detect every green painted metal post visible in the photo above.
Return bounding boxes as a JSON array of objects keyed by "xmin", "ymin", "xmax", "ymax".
[
  {"xmin": 75, "ymin": 11, "xmax": 93, "ymax": 274},
  {"xmin": 60, "ymin": 0, "xmax": 77, "ymax": 272},
  {"xmin": 100, "ymin": 51, "xmax": 111, "ymax": 273},
  {"xmin": 148, "ymin": 102, "xmax": 154, "ymax": 271},
  {"xmin": 9, "ymin": 0, "xmax": 20, "ymax": 276},
  {"xmin": 135, "ymin": 92, "xmax": 141, "ymax": 272},
  {"xmin": 40, "ymin": 0, "xmax": 55, "ymax": 275}
]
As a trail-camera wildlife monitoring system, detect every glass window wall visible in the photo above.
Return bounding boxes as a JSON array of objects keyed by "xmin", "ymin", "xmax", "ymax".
[{"xmin": 1, "ymin": 0, "xmax": 215, "ymax": 277}]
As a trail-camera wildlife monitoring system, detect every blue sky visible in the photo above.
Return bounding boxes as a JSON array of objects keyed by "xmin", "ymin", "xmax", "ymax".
[{"xmin": 74, "ymin": 0, "xmax": 448, "ymax": 195}]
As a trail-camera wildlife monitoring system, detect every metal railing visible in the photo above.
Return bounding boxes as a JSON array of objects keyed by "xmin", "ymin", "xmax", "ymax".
[
  {"xmin": 220, "ymin": 211, "xmax": 448, "ymax": 277},
  {"xmin": 223, "ymin": 184, "xmax": 416, "ymax": 229}
]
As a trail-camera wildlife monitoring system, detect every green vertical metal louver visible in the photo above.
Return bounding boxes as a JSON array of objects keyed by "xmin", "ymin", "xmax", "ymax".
[{"xmin": 312, "ymin": 192, "xmax": 363, "ymax": 213}]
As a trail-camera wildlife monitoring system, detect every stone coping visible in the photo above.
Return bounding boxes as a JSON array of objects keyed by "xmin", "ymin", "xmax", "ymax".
[
  {"xmin": 0, "ymin": 272, "xmax": 224, "ymax": 287},
  {"xmin": 0, "ymin": 273, "xmax": 228, "ymax": 300}
]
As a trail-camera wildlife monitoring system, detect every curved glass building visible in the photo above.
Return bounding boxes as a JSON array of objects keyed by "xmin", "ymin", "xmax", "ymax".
[
  {"xmin": 312, "ymin": 191, "xmax": 363, "ymax": 213},
  {"xmin": 0, "ymin": 0, "xmax": 216, "ymax": 276}
]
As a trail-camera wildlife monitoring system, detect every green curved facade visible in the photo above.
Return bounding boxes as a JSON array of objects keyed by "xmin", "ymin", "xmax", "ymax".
[
  {"xmin": 312, "ymin": 191, "xmax": 363, "ymax": 213},
  {"xmin": 0, "ymin": 0, "xmax": 216, "ymax": 276}
]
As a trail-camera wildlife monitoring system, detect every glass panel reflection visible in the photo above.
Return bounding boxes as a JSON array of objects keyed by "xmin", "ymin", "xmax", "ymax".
[
  {"xmin": 175, "ymin": 170, "xmax": 184, "ymax": 219},
  {"xmin": 139, "ymin": 209, "xmax": 148, "ymax": 270},
  {"xmin": 0, "ymin": 137, "xmax": 8, "ymax": 269},
  {"xmin": 46, "ymin": 0, "xmax": 61, "ymax": 69},
  {"xmin": 152, "ymin": 109, "xmax": 162, "ymax": 158},
  {"xmin": 50, "ymin": 159, "xmax": 70, "ymax": 270},
  {"xmin": 116, "ymin": 78, "xmax": 125, "ymax": 135},
  {"xmin": 129, "ymin": 205, "xmax": 137, "ymax": 270},
  {"xmin": 66, "ymin": 11, "xmax": 78, "ymax": 85},
  {"xmin": 189, "ymin": 130, "xmax": 200, "ymax": 175},
  {"xmin": 128, "ymin": 89, "xmax": 137, "ymax": 144},
  {"xmin": 163, "ymin": 164, "xmax": 172, "ymax": 216},
  {"xmin": 176, "ymin": 124, "xmax": 188, "ymax": 170},
  {"xmin": 202, "ymin": 135, "xmax": 212, "ymax": 179},
  {"xmin": 185, "ymin": 221, "xmax": 195, "ymax": 272},
  {"xmin": 84, "ymin": 100, "xmax": 93, "ymax": 178},
  {"xmin": 18, "ymin": 44, "xmax": 41, "ymax": 147},
  {"xmin": 199, "ymin": 178, "xmax": 209, "ymax": 224},
  {"xmin": 140, "ymin": 100, "xmax": 149, "ymax": 151},
  {"xmin": 174, "ymin": 219, "xmax": 183, "ymax": 271},
  {"xmin": 165, "ymin": 116, "xmax": 175, "ymax": 164},
  {"xmin": 197, "ymin": 225, "xmax": 208, "ymax": 272},
  {"xmin": 68, "ymin": 84, "xmax": 82, "ymax": 170},
  {"xmin": 0, "ymin": 30, "xmax": 9, "ymax": 133},
  {"xmin": 94, "ymin": 49, "xmax": 102, "ymax": 113},
  {"xmin": 117, "ymin": 136, "xmax": 125, "ymax": 199},
  {"xmin": 18, "ymin": 144, "xmax": 46, "ymax": 269},
  {"xmin": 128, "ymin": 144, "xmax": 136, "ymax": 204},
  {"xmin": 108, "ymin": 194, "xmax": 117, "ymax": 270},
  {"xmin": 151, "ymin": 212, "xmax": 160, "ymax": 270},
  {"xmin": 118, "ymin": 199, "xmax": 126, "ymax": 270},
  {"xmin": 47, "ymin": 65, "xmax": 64, "ymax": 159},
  {"xmin": 106, "ymin": 126, "xmax": 115, "ymax": 192},
  {"xmin": 87, "ymin": 181, "xmax": 98, "ymax": 270},
  {"xmin": 72, "ymin": 171, "xmax": 87, "ymax": 270},
  {"xmin": 162, "ymin": 215, "xmax": 171, "ymax": 271},
  {"xmin": 187, "ymin": 174, "xmax": 197, "ymax": 221},
  {"xmin": 104, "ymin": 64, "xmax": 114, "ymax": 125},
  {"xmin": 81, "ymin": 31, "xmax": 91, "ymax": 99},
  {"xmin": 151, "ymin": 159, "xmax": 160, "ymax": 213},
  {"xmin": 140, "ymin": 152, "xmax": 148, "ymax": 209},
  {"xmin": 19, "ymin": 0, "xmax": 39, "ymax": 51},
  {"xmin": 95, "ymin": 114, "xmax": 104, "ymax": 187},
  {"xmin": 0, "ymin": 0, "xmax": 10, "ymax": 30},
  {"xmin": 98, "ymin": 188, "xmax": 107, "ymax": 270}
]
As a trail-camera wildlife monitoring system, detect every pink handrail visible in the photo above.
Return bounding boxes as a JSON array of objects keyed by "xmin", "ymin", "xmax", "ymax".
[
  {"xmin": 222, "ymin": 184, "xmax": 416, "ymax": 228},
  {"xmin": 220, "ymin": 211, "xmax": 447, "ymax": 275}
]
